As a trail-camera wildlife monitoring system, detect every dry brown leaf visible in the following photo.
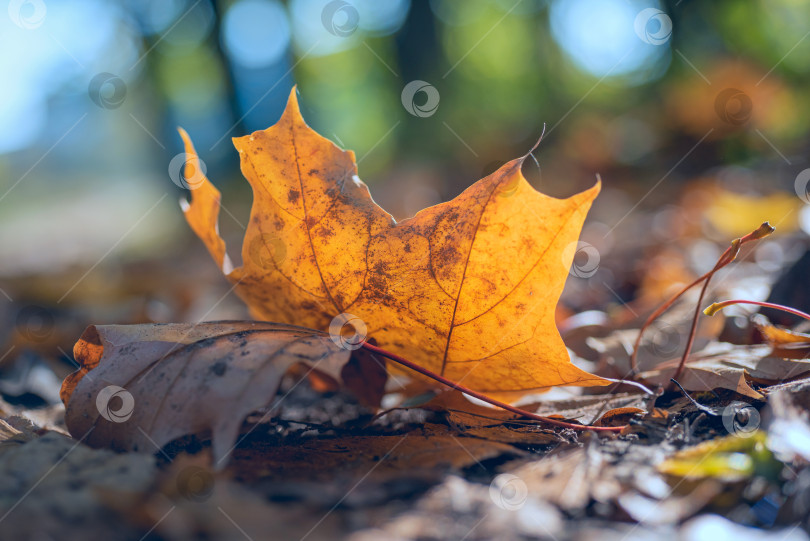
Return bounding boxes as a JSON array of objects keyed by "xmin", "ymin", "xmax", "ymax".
[
  {"xmin": 639, "ymin": 343, "xmax": 810, "ymax": 399},
  {"xmin": 532, "ymin": 393, "xmax": 649, "ymax": 422},
  {"xmin": 0, "ymin": 416, "xmax": 40, "ymax": 453},
  {"xmin": 593, "ymin": 407, "xmax": 646, "ymax": 427},
  {"xmin": 413, "ymin": 390, "xmax": 644, "ymax": 440},
  {"xmin": 59, "ymin": 321, "xmax": 379, "ymax": 464},
  {"xmin": 181, "ymin": 87, "xmax": 609, "ymax": 399}
]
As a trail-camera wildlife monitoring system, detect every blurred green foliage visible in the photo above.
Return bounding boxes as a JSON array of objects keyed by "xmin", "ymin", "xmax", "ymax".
[{"xmin": 1, "ymin": 0, "xmax": 809, "ymax": 254}]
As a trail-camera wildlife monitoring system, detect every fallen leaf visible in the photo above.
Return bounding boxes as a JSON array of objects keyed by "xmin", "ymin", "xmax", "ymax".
[
  {"xmin": 502, "ymin": 447, "xmax": 622, "ymax": 511},
  {"xmin": 583, "ymin": 287, "xmax": 723, "ymax": 373},
  {"xmin": 639, "ymin": 342, "xmax": 810, "ymax": 399},
  {"xmin": 181, "ymin": 87, "xmax": 608, "ymax": 399},
  {"xmin": 593, "ymin": 407, "xmax": 646, "ymax": 427},
  {"xmin": 60, "ymin": 321, "xmax": 378, "ymax": 464},
  {"xmin": 531, "ymin": 392, "xmax": 649, "ymax": 423},
  {"xmin": 755, "ymin": 316, "xmax": 810, "ymax": 345},
  {"xmin": 0, "ymin": 416, "xmax": 40, "ymax": 452},
  {"xmin": 657, "ymin": 431, "xmax": 779, "ymax": 482},
  {"xmin": 754, "ymin": 314, "xmax": 810, "ymax": 359}
]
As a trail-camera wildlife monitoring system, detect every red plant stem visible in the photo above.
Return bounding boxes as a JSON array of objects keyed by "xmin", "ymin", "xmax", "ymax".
[
  {"xmin": 361, "ymin": 342, "xmax": 625, "ymax": 433},
  {"xmin": 705, "ymin": 299, "xmax": 810, "ymax": 322},
  {"xmin": 667, "ymin": 224, "xmax": 775, "ymax": 387},
  {"xmin": 629, "ymin": 266, "xmax": 722, "ymax": 374},
  {"xmin": 629, "ymin": 222, "xmax": 773, "ymax": 376},
  {"xmin": 671, "ymin": 273, "xmax": 714, "ymax": 384},
  {"xmin": 629, "ymin": 246, "xmax": 735, "ymax": 374}
]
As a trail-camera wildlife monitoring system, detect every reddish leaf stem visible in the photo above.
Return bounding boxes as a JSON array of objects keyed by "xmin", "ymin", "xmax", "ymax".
[
  {"xmin": 629, "ymin": 222, "xmax": 774, "ymax": 376},
  {"xmin": 629, "ymin": 247, "xmax": 735, "ymax": 375},
  {"xmin": 669, "ymin": 224, "xmax": 775, "ymax": 387},
  {"xmin": 671, "ymin": 275, "xmax": 715, "ymax": 385},
  {"xmin": 360, "ymin": 342, "xmax": 626, "ymax": 433},
  {"xmin": 704, "ymin": 299, "xmax": 810, "ymax": 322}
]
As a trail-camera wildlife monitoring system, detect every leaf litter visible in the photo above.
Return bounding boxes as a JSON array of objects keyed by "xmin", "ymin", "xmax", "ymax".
[{"xmin": 1, "ymin": 88, "xmax": 810, "ymax": 539}]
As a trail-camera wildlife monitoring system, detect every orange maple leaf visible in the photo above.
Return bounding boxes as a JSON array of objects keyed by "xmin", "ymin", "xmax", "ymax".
[{"xmin": 181, "ymin": 88, "xmax": 609, "ymax": 399}]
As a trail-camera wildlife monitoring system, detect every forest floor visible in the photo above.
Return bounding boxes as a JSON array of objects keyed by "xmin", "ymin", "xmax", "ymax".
[{"xmin": 2, "ymin": 205, "xmax": 810, "ymax": 541}]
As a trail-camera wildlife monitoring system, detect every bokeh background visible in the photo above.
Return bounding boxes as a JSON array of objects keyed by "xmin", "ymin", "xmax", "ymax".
[{"xmin": 2, "ymin": 0, "xmax": 810, "ymax": 401}]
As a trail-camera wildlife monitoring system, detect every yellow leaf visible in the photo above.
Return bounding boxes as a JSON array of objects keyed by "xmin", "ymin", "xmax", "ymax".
[
  {"xmin": 181, "ymin": 88, "xmax": 609, "ymax": 400},
  {"xmin": 657, "ymin": 431, "xmax": 778, "ymax": 481}
]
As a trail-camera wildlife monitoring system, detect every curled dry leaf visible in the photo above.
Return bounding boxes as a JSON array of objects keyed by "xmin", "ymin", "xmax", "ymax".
[
  {"xmin": 592, "ymin": 407, "xmax": 646, "ymax": 427},
  {"xmin": 181, "ymin": 87, "xmax": 608, "ymax": 399},
  {"xmin": 59, "ymin": 321, "xmax": 383, "ymax": 465}
]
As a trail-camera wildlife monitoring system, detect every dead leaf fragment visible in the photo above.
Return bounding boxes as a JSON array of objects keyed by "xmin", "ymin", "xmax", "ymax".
[
  {"xmin": 754, "ymin": 315, "xmax": 810, "ymax": 360},
  {"xmin": 593, "ymin": 407, "xmax": 646, "ymax": 427},
  {"xmin": 60, "ymin": 321, "xmax": 365, "ymax": 465},
  {"xmin": 182, "ymin": 87, "xmax": 609, "ymax": 399},
  {"xmin": 756, "ymin": 317, "xmax": 810, "ymax": 345}
]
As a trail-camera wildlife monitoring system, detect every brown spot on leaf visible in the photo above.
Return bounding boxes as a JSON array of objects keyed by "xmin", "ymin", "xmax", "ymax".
[{"xmin": 211, "ymin": 361, "xmax": 227, "ymax": 376}]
